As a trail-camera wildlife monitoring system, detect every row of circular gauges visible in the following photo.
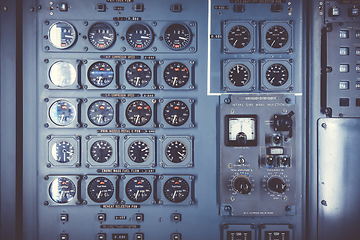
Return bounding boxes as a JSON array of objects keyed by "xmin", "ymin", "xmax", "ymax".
[
  {"xmin": 46, "ymin": 98, "xmax": 195, "ymax": 129},
  {"xmin": 44, "ymin": 174, "xmax": 195, "ymax": 206},
  {"xmin": 223, "ymin": 21, "xmax": 293, "ymax": 54},
  {"xmin": 46, "ymin": 60, "xmax": 194, "ymax": 90},
  {"xmin": 47, "ymin": 135, "xmax": 193, "ymax": 168},
  {"xmin": 222, "ymin": 59, "xmax": 293, "ymax": 92},
  {"xmin": 44, "ymin": 21, "xmax": 196, "ymax": 52}
]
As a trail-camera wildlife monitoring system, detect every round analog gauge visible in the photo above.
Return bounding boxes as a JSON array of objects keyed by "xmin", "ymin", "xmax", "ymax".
[
  {"xmin": 87, "ymin": 177, "xmax": 114, "ymax": 203},
  {"xmin": 49, "ymin": 177, "xmax": 76, "ymax": 203},
  {"xmin": 164, "ymin": 23, "xmax": 191, "ymax": 50},
  {"xmin": 125, "ymin": 176, "xmax": 152, "ymax": 203},
  {"xmin": 126, "ymin": 62, "xmax": 152, "ymax": 88},
  {"xmin": 49, "ymin": 61, "xmax": 76, "ymax": 87},
  {"xmin": 126, "ymin": 100, "xmax": 152, "ymax": 126},
  {"xmin": 165, "ymin": 140, "xmax": 188, "ymax": 163},
  {"xmin": 228, "ymin": 25, "xmax": 251, "ymax": 49},
  {"xmin": 90, "ymin": 140, "xmax": 113, "ymax": 163},
  {"xmin": 163, "ymin": 100, "xmax": 189, "ymax": 127},
  {"xmin": 49, "ymin": 100, "xmax": 76, "ymax": 126},
  {"xmin": 88, "ymin": 22, "xmax": 115, "ymax": 50},
  {"xmin": 126, "ymin": 24, "xmax": 153, "ymax": 50},
  {"xmin": 163, "ymin": 177, "xmax": 189, "ymax": 203},
  {"xmin": 51, "ymin": 140, "xmax": 75, "ymax": 163},
  {"xmin": 87, "ymin": 100, "xmax": 114, "ymax": 126},
  {"xmin": 266, "ymin": 25, "xmax": 289, "ymax": 49},
  {"xmin": 48, "ymin": 21, "xmax": 77, "ymax": 49},
  {"xmin": 128, "ymin": 140, "xmax": 150, "ymax": 163},
  {"xmin": 266, "ymin": 63, "xmax": 289, "ymax": 86},
  {"xmin": 164, "ymin": 62, "xmax": 189, "ymax": 88},
  {"xmin": 228, "ymin": 64, "xmax": 251, "ymax": 87},
  {"xmin": 88, "ymin": 62, "xmax": 114, "ymax": 88}
]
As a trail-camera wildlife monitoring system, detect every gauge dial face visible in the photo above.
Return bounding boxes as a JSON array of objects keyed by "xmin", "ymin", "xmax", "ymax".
[
  {"xmin": 164, "ymin": 62, "xmax": 189, "ymax": 88},
  {"xmin": 87, "ymin": 177, "xmax": 114, "ymax": 203},
  {"xmin": 51, "ymin": 140, "xmax": 75, "ymax": 163},
  {"xmin": 49, "ymin": 177, "xmax": 76, "ymax": 203},
  {"xmin": 228, "ymin": 117, "xmax": 256, "ymax": 142},
  {"xmin": 90, "ymin": 140, "xmax": 113, "ymax": 163},
  {"xmin": 49, "ymin": 100, "xmax": 76, "ymax": 126},
  {"xmin": 228, "ymin": 25, "xmax": 251, "ymax": 49},
  {"xmin": 88, "ymin": 23, "xmax": 115, "ymax": 50},
  {"xmin": 163, "ymin": 100, "xmax": 189, "ymax": 126},
  {"xmin": 126, "ymin": 24, "xmax": 153, "ymax": 50},
  {"xmin": 165, "ymin": 140, "xmax": 188, "ymax": 163},
  {"xmin": 49, "ymin": 61, "xmax": 76, "ymax": 87},
  {"xmin": 164, "ymin": 23, "xmax": 191, "ymax": 50},
  {"xmin": 126, "ymin": 62, "xmax": 152, "ymax": 88},
  {"xmin": 163, "ymin": 177, "xmax": 189, "ymax": 203},
  {"xmin": 126, "ymin": 100, "xmax": 152, "ymax": 126},
  {"xmin": 88, "ymin": 62, "xmax": 114, "ymax": 87},
  {"xmin": 87, "ymin": 100, "xmax": 114, "ymax": 126},
  {"xmin": 128, "ymin": 140, "xmax": 150, "ymax": 163},
  {"xmin": 228, "ymin": 64, "xmax": 251, "ymax": 87},
  {"xmin": 266, "ymin": 25, "xmax": 289, "ymax": 49},
  {"xmin": 125, "ymin": 177, "xmax": 152, "ymax": 202},
  {"xmin": 48, "ymin": 21, "xmax": 77, "ymax": 49},
  {"xmin": 266, "ymin": 63, "xmax": 289, "ymax": 86}
]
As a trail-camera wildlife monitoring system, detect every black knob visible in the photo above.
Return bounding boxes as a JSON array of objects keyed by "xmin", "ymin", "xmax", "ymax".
[
  {"xmin": 267, "ymin": 177, "xmax": 286, "ymax": 193},
  {"xmin": 236, "ymin": 132, "xmax": 247, "ymax": 145},
  {"xmin": 232, "ymin": 176, "xmax": 251, "ymax": 194}
]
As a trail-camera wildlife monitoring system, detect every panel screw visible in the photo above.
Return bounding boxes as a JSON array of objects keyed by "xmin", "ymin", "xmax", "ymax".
[
  {"xmin": 82, "ymin": 35, "xmax": 87, "ymax": 40},
  {"xmin": 152, "ymin": 21, "xmax": 157, "ymax": 26},
  {"xmin": 224, "ymin": 98, "xmax": 231, "ymax": 104},
  {"xmin": 189, "ymin": 47, "xmax": 195, "ymax": 52},
  {"xmin": 46, "ymin": 135, "xmax": 52, "ymax": 140},
  {"xmin": 44, "ymin": 123, "xmax": 49, "ymax": 128},
  {"xmin": 44, "ymin": 46, "xmax": 50, "ymax": 51},
  {"xmin": 44, "ymin": 84, "xmax": 49, "ymax": 89},
  {"xmin": 83, "ymin": 21, "xmax": 88, "ymax": 26},
  {"xmin": 321, "ymin": 200, "xmax": 327, "ymax": 206},
  {"xmin": 251, "ymin": 224, "xmax": 255, "ymax": 229},
  {"xmin": 261, "ymin": 225, "xmax": 266, "ymax": 229},
  {"xmin": 151, "ymin": 47, "xmax": 157, "ymax": 52},
  {"xmin": 285, "ymin": 98, "xmax": 291, "ymax": 103},
  {"xmin": 75, "ymin": 164, "xmax": 80, "ymax": 168},
  {"xmin": 83, "ymin": 47, "xmax": 88, "ymax": 51},
  {"xmin": 3, "ymin": 7, "xmax": 8, "ymax": 11},
  {"xmin": 44, "ymin": 176, "xmax": 49, "ymax": 180},
  {"xmin": 120, "ymin": 47, "xmax": 126, "ymax": 52},
  {"xmin": 224, "ymin": 206, "xmax": 231, "ymax": 212},
  {"xmin": 44, "ymin": 201, "xmax": 49, "ymax": 206},
  {"xmin": 44, "ymin": 35, "xmax": 48, "ymax": 39},
  {"xmin": 86, "ymin": 164, "xmax": 90, "ymax": 168},
  {"xmin": 321, "ymin": 123, "xmax": 327, "ymax": 129},
  {"xmin": 46, "ymin": 163, "xmax": 51, "ymax": 168},
  {"xmin": 285, "ymin": 206, "xmax": 291, "ymax": 211},
  {"xmin": 44, "ymin": 20, "xmax": 49, "ymax": 25},
  {"xmin": 44, "ymin": 59, "xmax": 49, "ymax": 63},
  {"xmin": 114, "ymin": 22, "xmax": 119, "ymax": 26}
]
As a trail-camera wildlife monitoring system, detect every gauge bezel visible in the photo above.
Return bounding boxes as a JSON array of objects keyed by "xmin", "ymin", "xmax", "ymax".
[
  {"xmin": 120, "ymin": 98, "xmax": 156, "ymax": 129},
  {"xmin": 159, "ymin": 175, "xmax": 194, "ymax": 205},
  {"xmin": 125, "ymin": 100, "xmax": 153, "ymax": 127},
  {"xmin": 126, "ymin": 23, "xmax": 154, "ymax": 51},
  {"xmin": 159, "ymin": 98, "xmax": 194, "ymax": 129},
  {"xmin": 225, "ymin": 115, "xmax": 258, "ymax": 146},
  {"xmin": 261, "ymin": 21, "xmax": 293, "ymax": 54},
  {"xmin": 47, "ymin": 98, "xmax": 80, "ymax": 129},
  {"xmin": 223, "ymin": 59, "xmax": 256, "ymax": 92},
  {"xmin": 83, "ymin": 98, "xmax": 119, "ymax": 128},
  {"xmin": 88, "ymin": 22, "xmax": 116, "ymax": 50},
  {"xmin": 121, "ymin": 60, "xmax": 155, "ymax": 90},
  {"xmin": 163, "ymin": 23, "xmax": 192, "ymax": 51},
  {"xmin": 260, "ymin": 59, "xmax": 293, "ymax": 92},
  {"xmin": 85, "ymin": 60, "xmax": 118, "ymax": 89},
  {"xmin": 47, "ymin": 21, "xmax": 77, "ymax": 50},
  {"xmin": 45, "ymin": 175, "xmax": 80, "ymax": 206},
  {"xmin": 123, "ymin": 136, "xmax": 156, "ymax": 168},
  {"xmin": 159, "ymin": 135, "xmax": 193, "ymax": 168},
  {"xmin": 121, "ymin": 175, "xmax": 156, "ymax": 205},
  {"xmin": 159, "ymin": 60, "xmax": 195, "ymax": 90},
  {"xmin": 47, "ymin": 60, "xmax": 79, "ymax": 89},
  {"xmin": 47, "ymin": 135, "xmax": 80, "ymax": 167},
  {"xmin": 223, "ymin": 21, "xmax": 256, "ymax": 54},
  {"xmin": 86, "ymin": 135, "xmax": 118, "ymax": 167},
  {"xmin": 84, "ymin": 175, "xmax": 118, "ymax": 205}
]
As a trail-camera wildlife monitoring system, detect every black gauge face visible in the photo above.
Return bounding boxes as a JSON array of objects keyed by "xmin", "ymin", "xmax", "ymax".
[
  {"xmin": 48, "ymin": 21, "xmax": 77, "ymax": 49},
  {"xmin": 165, "ymin": 141, "xmax": 188, "ymax": 163},
  {"xmin": 266, "ymin": 63, "xmax": 289, "ymax": 86},
  {"xmin": 128, "ymin": 140, "xmax": 150, "ymax": 163},
  {"xmin": 163, "ymin": 177, "xmax": 189, "ymax": 203},
  {"xmin": 126, "ymin": 24, "xmax": 153, "ymax": 50},
  {"xmin": 228, "ymin": 64, "xmax": 251, "ymax": 87},
  {"xmin": 49, "ymin": 177, "xmax": 76, "ymax": 203},
  {"xmin": 49, "ymin": 100, "xmax": 76, "ymax": 126},
  {"xmin": 266, "ymin": 25, "xmax": 289, "ymax": 49},
  {"xmin": 163, "ymin": 100, "xmax": 189, "ymax": 126},
  {"xmin": 164, "ymin": 23, "xmax": 191, "ymax": 50},
  {"xmin": 88, "ymin": 100, "xmax": 114, "ymax": 126},
  {"xmin": 126, "ymin": 62, "xmax": 152, "ymax": 88},
  {"xmin": 88, "ymin": 62, "xmax": 114, "ymax": 88},
  {"xmin": 126, "ymin": 100, "xmax": 152, "ymax": 126},
  {"xmin": 87, "ymin": 177, "xmax": 114, "ymax": 203},
  {"xmin": 49, "ymin": 61, "xmax": 76, "ymax": 87},
  {"xmin": 88, "ymin": 23, "xmax": 115, "ymax": 50},
  {"xmin": 228, "ymin": 25, "xmax": 251, "ymax": 49},
  {"xmin": 51, "ymin": 140, "xmax": 75, "ymax": 163},
  {"xmin": 125, "ymin": 177, "xmax": 152, "ymax": 202},
  {"xmin": 90, "ymin": 140, "xmax": 113, "ymax": 163},
  {"xmin": 164, "ymin": 62, "xmax": 189, "ymax": 88}
]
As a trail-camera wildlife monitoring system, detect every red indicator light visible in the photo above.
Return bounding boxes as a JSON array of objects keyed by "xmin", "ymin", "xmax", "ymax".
[
  {"xmin": 100, "ymin": 106, "xmax": 105, "ymax": 110},
  {"xmin": 184, "ymin": 68, "xmax": 188, "ymax": 73},
  {"xmin": 175, "ymin": 68, "xmax": 180, "ymax": 71},
  {"xmin": 174, "ymin": 44, "xmax": 180, "ymax": 48},
  {"xmin": 61, "ymin": 105, "xmax": 67, "ymax": 109},
  {"xmin": 136, "ymin": 44, "xmax": 142, "ymax": 48},
  {"xmin": 137, "ymin": 68, "xmax": 142, "ymax": 72},
  {"xmin": 61, "ymin": 43, "xmax": 66, "ymax": 47},
  {"xmin": 100, "ymin": 182, "xmax": 105, "ymax": 185},
  {"xmin": 137, "ymin": 181, "xmax": 142, "ymax": 185},
  {"xmin": 100, "ymin": 67, "xmax": 104, "ymax": 71},
  {"xmin": 174, "ymin": 106, "xmax": 179, "ymax": 110},
  {"xmin": 99, "ymin": 44, "xmax": 104, "ymax": 48},
  {"xmin": 137, "ymin": 106, "xmax": 143, "ymax": 110},
  {"xmin": 175, "ymin": 182, "xmax": 179, "ymax": 185},
  {"xmin": 62, "ymin": 182, "xmax": 67, "ymax": 185}
]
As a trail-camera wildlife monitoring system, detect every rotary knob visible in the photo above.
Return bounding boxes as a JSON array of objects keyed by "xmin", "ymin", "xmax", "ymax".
[
  {"xmin": 232, "ymin": 175, "xmax": 252, "ymax": 194},
  {"xmin": 267, "ymin": 177, "xmax": 286, "ymax": 193}
]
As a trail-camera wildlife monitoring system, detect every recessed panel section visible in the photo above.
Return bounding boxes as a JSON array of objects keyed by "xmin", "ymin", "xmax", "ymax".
[
  {"xmin": 223, "ymin": 59, "xmax": 256, "ymax": 92},
  {"xmin": 85, "ymin": 135, "xmax": 118, "ymax": 167},
  {"xmin": 123, "ymin": 135, "xmax": 156, "ymax": 168},
  {"xmin": 44, "ymin": 175, "xmax": 80, "ymax": 206},
  {"xmin": 159, "ymin": 60, "xmax": 195, "ymax": 90},
  {"xmin": 84, "ymin": 175, "xmax": 118, "ymax": 205},
  {"xmin": 261, "ymin": 21, "xmax": 293, "ymax": 54},
  {"xmin": 223, "ymin": 21, "xmax": 256, "ymax": 53},
  {"xmin": 261, "ymin": 59, "xmax": 293, "ymax": 92},
  {"xmin": 47, "ymin": 135, "xmax": 80, "ymax": 168},
  {"xmin": 158, "ymin": 175, "xmax": 195, "ymax": 206},
  {"xmin": 159, "ymin": 135, "xmax": 193, "ymax": 168}
]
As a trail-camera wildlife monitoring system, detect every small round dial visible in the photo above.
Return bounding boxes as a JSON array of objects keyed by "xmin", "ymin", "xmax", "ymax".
[
  {"xmin": 228, "ymin": 64, "xmax": 251, "ymax": 87},
  {"xmin": 49, "ymin": 100, "xmax": 76, "ymax": 126},
  {"xmin": 87, "ymin": 177, "xmax": 114, "ymax": 203},
  {"xmin": 128, "ymin": 140, "xmax": 150, "ymax": 163},
  {"xmin": 88, "ymin": 22, "xmax": 115, "ymax": 50},
  {"xmin": 51, "ymin": 140, "xmax": 75, "ymax": 163},
  {"xmin": 87, "ymin": 100, "xmax": 114, "ymax": 126},
  {"xmin": 232, "ymin": 175, "xmax": 252, "ymax": 194},
  {"xmin": 125, "ymin": 177, "xmax": 152, "ymax": 203},
  {"xmin": 163, "ymin": 177, "xmax": 189, "ymax": 203},
  {"xmin": 164, "ymin": 23, "xmax": 191, "ymax": 50},
  {"xmin": 163, "ymin": 100, "xmax": 189, "ymax": 127},
  {"xmin": 49, "ymin": 177, "xmax": 76, "ymax": 203},
  {"xmin": 49, "ymin": 61, "xmax": 76, "ymax": 87},
  {"xmin": 228, "ymin": 25, "xmax": 251, "ymax": 49},
  {"xmin": 126, "ymin": 62, "xmax": 152, "ymax": 88},
  {"xmin": 126, "ymin": 100, "xmax": 152, "ymax": 126},
  {"xmin": 126, "ymin": 24, "xmax": 153, "ymax": 50},
  {"xmin": 90, "ymin": 140, "xmax": 113, "ymax": 163},
  {"xmin": 165, "ymin": 140, "xmax": 188, "ymax": 163},
  {"xmin": 88, "ymin": 62, "xmax": 114, "ymax": 87},
  {"xmin": 266, "ymin": 63, "xmax": 289, "ymax": 86},
  {"xmin": 266, "ymin": 25, "xmax": 289, "ymax": 49},
  {"xmin": 267, "ymin": 177, "xmax": 286, "ymax": 193},
  {"xmin": 48, "ymin": 21, "xmax": 77, "ymax": 49},
  {"xmin": 164, "ymin": 62, "xmax": 189, "ymax": 88}
]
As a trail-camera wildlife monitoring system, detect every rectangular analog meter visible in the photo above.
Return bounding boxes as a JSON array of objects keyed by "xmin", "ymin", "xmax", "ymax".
[{"xmin": 225, "ymin": 115, "xmax": 257, "ymax": 146}]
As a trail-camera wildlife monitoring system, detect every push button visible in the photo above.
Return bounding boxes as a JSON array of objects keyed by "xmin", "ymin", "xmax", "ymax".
[
  {"xmin": 171, "ymin": 4, "xmax": 182, "ymax": 12},
  {"xmin": 172, "ymin": 233, "xmax": 181, "ymax": 240},
  {"xmin": 271, "ymin": 4, "xmax": 282, "ymax": 12},
  {"xmin": 339, "ymin": 30, "xmax": 349, "ymax": 39},
  {"xmin": 135, "ymin": 233, "xmax": 144, "ymax": 240},
  {"xmin": 339, "ymin": 81, "xmax": 349, "ymax": 90},
  {"xmin": 339, "ymin": 64, "xmax": 349, "ymax": 73},
  {"xmin": 59, "ymin": 3, "xmax": 68, "ymax": 11},
  {"xmin": 233, "ymin": 5, "xmax": 245, "ymax": 13},
  {"xmin": 98, "ymin": 233, "xmax": 106, "ymax": 240},
  {"xmin": 340, "ymin": 47, "xmax": 349, "ymax": 56},
  {"xmin": 60, "ymin": 214, "xmax": 68, "ymax": 222},
  {"xmin": 97, "ymin": 213, "xmax": 106, "ymax": 221},
  {"xmin": 356, "ymin": 30, "xmax": 360, "ymax": 39},
  {"xmin": 349, "ymin": 7, "xmax": 359, "ymax": 17},
  {"xmin": 134, "ymin": 3, "xmax": 144, "ymax": 12},
  {"xmin": 135, "ymin": 213, "xmax": 144, "ymax": 221},
  {"xmin": 173, "ymin": 213, "xmax": 181, "ymax": 221},
  {"xmin": 60, "ymin": 234, "xmax": 68, "ymax": 240},
  {"xmin": 330, "ymin": 6, "xmax": 340, "ymax": 16},
  {"xmin": 339, "ymin": 98, "xmax": 350, "ymax": 106},
  {"xmin": 97, "ymin": 4, "xmax": 106, "ymax": 12}
]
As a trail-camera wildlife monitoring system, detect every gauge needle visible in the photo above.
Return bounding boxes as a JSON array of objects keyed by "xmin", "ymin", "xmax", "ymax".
[
  {"xmin": 178, "ymin": 152, "xmax": 185, "ymax": 158},
  {"xmin": 135, "ymin": 190, "xmax": 139, "ymax": 200},
  {"xmin": 98, "ymin": 115, "xmax": 103, "ymax": 123},
  {"xmin": 172, "ymin": 77, "xmax": 178, "ymax": 86},
  {"xmin": 135, "ymin": 115, "xmax": 140, "ymax": 124},
  {"xmin": 271, "ymin": 40, "xmax": 276, "ymax": 47},
  {"xmin": 63, "ymin": 151, "xmax": 66, "ymax": 161},
  {"xmin": 172, "ymin": 116, "xmax": 177, "ymax": 125},
  {"xmin": 103, "ymin": 36, "xmax": 112, "ymax": 40},
  {"xmin": 135, "ymin": 77, "xmax": 140, "ymax": 86},
  {"xmin": 141, "ymin": 36, "xmax": 150, "ymax": 39},
  {"xmin": 65, "ymin": 35, "xmax": 74, "ymax": 38},
  {"xmin": 141, "ymin": 147, "xmax": 149, "ymax": 151},
  {"xmin": 172, "ymin": 190, "xmax": 177, "ymax": 200},
  {"xmin": 97, "ymin": 190, "xmax": 102, "ymax": 199},
  {"xmin": 60, "ymin": 190, "xmax": 64, "ymax": 201},
  {"xmin": 60, "ymin": 115, "xmax": 64, "ymax": 123},
  {"xmin": 97, "ymin": 76, "xmax": 102, "ymax": 85},
  {"xmin": 233, "ymin": 39, "xmax": 238, "ymax": 47},
  {"xmin": 178, "ymin": 37, "xmax": 188, "ymax": 40}
]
